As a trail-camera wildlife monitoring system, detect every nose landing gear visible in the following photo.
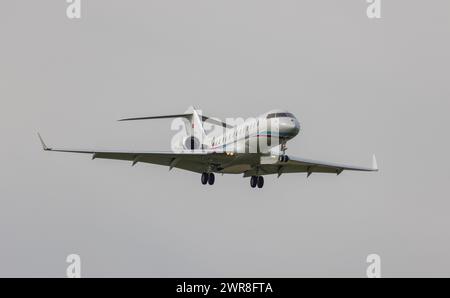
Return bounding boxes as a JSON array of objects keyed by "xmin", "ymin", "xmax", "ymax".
[
  {"xmin": 278, "ymin": 155, "xmax": 289, "ymax": 162},
  {"xmin": 278, "ymin": 142, "xmax": 290, "ymax": 163}
]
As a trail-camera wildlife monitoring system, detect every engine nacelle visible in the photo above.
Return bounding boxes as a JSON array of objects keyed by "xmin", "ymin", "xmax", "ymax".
[{"xmin": 182, "ymin": 136, "xmax": 201, "ymax": 150}]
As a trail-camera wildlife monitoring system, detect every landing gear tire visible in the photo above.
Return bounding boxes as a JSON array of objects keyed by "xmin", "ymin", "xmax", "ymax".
[
  {"xmin": 257, "ymin": 176, "xmax": 264, "ymax": 188},
  {"xmin": 250, "ymin": 176, "xmax": 257, "ymax": 188},
  {"xmin": 201, "ymin": 173, "xmax": 208, "ymax": 185},
  {"xmin": 208, "ymin": 173, "xmax": 215, "ymax": 185}
]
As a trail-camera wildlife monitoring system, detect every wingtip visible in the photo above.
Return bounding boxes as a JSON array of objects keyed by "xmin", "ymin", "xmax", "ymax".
[
  {"xmin": 37, "ymin": 133, "xmax": 51, "ymax": 151},
  {"xmin": 372, "ymin": 154, "xmax": 378, "ymax": 171}
]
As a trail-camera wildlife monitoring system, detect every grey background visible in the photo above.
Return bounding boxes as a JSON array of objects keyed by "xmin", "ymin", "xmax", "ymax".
[{"xmin": 1, "ymin": 0, "xmax": 449, "ymax": 277}]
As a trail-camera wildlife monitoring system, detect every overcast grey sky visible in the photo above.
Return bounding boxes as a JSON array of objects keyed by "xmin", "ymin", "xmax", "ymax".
[{"xmin": 1, "ymin": 0, "xmax": 449, "ymax": 277}]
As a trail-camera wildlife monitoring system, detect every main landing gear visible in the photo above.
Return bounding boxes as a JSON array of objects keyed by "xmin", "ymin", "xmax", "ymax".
[
  {"xmin": 250, "ymin": 176, "xmax": 264, "ymax": 189},
  {"xmin": 201, "ymin": 172, "xmax": 215, "ymax": 185}
]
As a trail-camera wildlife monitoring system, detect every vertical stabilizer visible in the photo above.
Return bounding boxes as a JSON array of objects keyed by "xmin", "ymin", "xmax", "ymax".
[{"xmin": 187, "ymin": 106, "xmax": 206, "ymax": 141}]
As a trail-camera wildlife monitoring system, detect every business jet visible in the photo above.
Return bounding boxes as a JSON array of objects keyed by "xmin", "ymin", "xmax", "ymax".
[{"xmin": 38, "ymin": 107, "xmax": 378, "ymax": 188}]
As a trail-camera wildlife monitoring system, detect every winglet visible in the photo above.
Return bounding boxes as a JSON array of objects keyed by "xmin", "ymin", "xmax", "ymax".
[
  {"xmin": 37, "ymin": 133, "xmax": 51, "ymax": 151},
  {"xmin": 372, "ymin": 154, "xmax": 378, "ymax": 171}
]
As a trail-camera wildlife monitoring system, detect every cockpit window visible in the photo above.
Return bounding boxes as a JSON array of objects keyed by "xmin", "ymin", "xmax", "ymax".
[
  {"xmin": 279, "ymin": 112, "xmax": 294, "ymax": 118},
  {"xmin": 267, "ymin": 112, "xmax": 295, "ymax": 119}
]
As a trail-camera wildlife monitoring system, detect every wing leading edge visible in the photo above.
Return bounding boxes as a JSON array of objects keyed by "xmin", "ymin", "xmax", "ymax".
[
  {"xmin": 243, "ymin": 154, "xmax": 378, "ymax": 177},
  {"xmin": 38, "ymin": 133, "xmax": 213, "ymax": 173}
]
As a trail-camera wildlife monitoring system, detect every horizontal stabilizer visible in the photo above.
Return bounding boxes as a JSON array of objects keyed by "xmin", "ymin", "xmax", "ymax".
[
  {"xmin": 200, "ymin": 116, "xmax": 233, "ymax": 128},
  {"xmin": 118, "ymin": 114, "xmax": 192, "ymax": 121},
  {"xmin": 118, "ymin": 112, "xmax": 233, "ymax": 128}
]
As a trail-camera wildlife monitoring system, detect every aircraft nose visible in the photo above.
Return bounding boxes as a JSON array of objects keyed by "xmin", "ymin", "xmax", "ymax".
[
  {"xmin": 279, "ymin": 118, "xmax": 300, "ymax": 137},
  {"xmin": 293, "ymin": 119, "xmax": 300, "ymax": 135}
]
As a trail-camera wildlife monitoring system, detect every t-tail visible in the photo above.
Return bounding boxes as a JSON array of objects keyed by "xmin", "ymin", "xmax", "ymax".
[{"xmin": 118, "ymin": 106, "xmax": 231, "ymax": 150}]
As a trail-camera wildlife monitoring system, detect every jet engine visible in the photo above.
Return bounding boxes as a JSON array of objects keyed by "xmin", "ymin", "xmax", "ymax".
[{"xmin": 182, "ymin": 136, "xmax": 201, "ymax": 150}]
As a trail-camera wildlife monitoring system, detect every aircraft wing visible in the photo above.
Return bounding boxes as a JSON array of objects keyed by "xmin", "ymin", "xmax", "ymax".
[
  {"xmin": 244, "ymin": 154, "xmax": 378, "ymax": 177},
  {"xmin": 39, "ymin": 134, "xmax": 377, "ymax": 177},
  {"xmin": 37, "ymin": 134, "xmax": 249, "ymax": 174}
]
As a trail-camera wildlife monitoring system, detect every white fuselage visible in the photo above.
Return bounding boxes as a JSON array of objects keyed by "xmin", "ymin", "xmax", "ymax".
[{"xmin": 204, "ymin": 110, "xmax": 301, "ymax": 154}]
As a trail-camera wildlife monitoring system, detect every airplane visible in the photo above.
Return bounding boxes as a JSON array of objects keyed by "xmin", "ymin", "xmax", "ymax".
[{"xmin": 38, "ymin": 107, "xmax": 378, "ymax": 188}]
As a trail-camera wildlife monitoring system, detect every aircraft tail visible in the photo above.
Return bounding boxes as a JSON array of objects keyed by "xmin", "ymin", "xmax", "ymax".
[
  {"xmin": 118, "ymin": 106, "xmax": 232, "ymax": 149},
  {"xmin": 189, "ymin": 107, "xmax": 207, "ymax": 140}
]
